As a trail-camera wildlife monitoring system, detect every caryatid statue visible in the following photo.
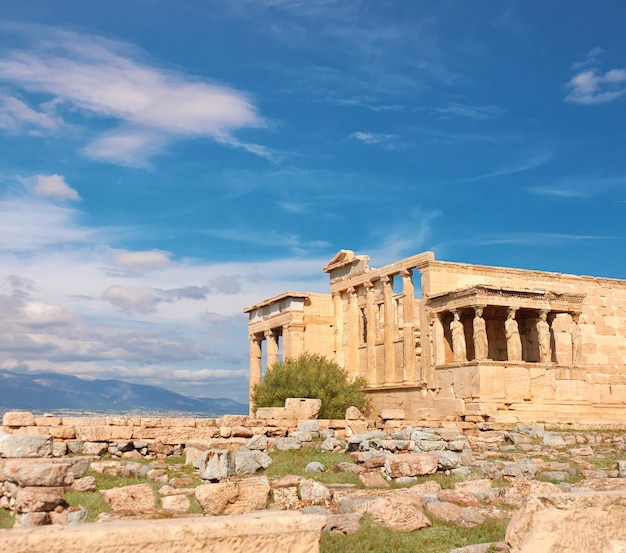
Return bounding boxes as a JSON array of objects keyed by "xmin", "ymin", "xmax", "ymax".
[
  {"xmin": 450, "ymin": 309, "xmax": 467, "ymax": 363},
  {"xmin": 571, "ymin": 313, "xmax": 582, "ymax": 364},
  {"xmin": 537, "ymin": 310, "xmax": 551, "ymax": 363},
  {"xmin": 505, "ymin": 308, "xmax": 522, "ymax": 361},
  {"xmin": 473, "ymin": 306, "xmax": 488, "ymax": 360}
]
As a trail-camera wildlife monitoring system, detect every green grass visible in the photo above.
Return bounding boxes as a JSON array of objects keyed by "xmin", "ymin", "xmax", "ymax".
[
  {"xmin": 320, "ymin": 514, "xmax": 508, "ymax": 553},
  {"xmin": 262, "ymin": 448, "xmax": 357, "ymax": 483},
  {"xmin": 64, "ymin": 490, "xmax": 111, "ymax": 522},
  {"xmin": 0, "ymin": 508, "xmax": 15, "ymax": 529}
]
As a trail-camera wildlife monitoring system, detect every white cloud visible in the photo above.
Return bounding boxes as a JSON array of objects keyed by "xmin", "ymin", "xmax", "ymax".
[
  {"xmin": 565, "ymin": 50, "xmax": 626, "ymax": 104},
  {"xmin": 0, "ymin": 26, "xmax": 266, "ymax": 165},
  {"xmin": 527, "ymin": 175, "xmax": 626, "ymax": 198},
  {"xmin": 33, "ymin": 174, "xmax": 80, "ymax": 201},
  {"xmin": 0, "ymin": 95, "xmax": 61, "ymax": 133},
  {"xmin": 114, "ymin": 250, "xmax": 172, "ymax": 271},
  {"xmin": 350, "ymin": 131, "xmax": 397, "ymax": 146},
  {"xmin": 102, "ymin": 285, "xmax": 162, "ymax": 314},
  {"xmin": 434, "ymin": 102, "xmax": 504, "ymax": 120}
]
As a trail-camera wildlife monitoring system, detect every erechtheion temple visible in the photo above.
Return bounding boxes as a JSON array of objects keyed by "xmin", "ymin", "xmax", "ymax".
[{"xmin": 245, "ymin": 250, "xmax": 626, "ymax": 425}]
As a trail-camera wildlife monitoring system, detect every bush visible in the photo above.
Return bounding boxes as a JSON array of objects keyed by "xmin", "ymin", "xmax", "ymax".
[{"xmin": 252, "ymin": 352, "xmax": 370, "ymax": 419}]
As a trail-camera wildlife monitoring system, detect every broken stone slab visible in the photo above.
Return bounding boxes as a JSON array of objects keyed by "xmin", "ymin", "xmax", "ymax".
[
  {"xmin": 542, "ymin": 433, "xmax": 567, "ymax": 448},
  {"xmin": 299, "ymin": 479, "xmax": 331, "ymax": 503},
  {"xmin": 15, "ymin": 486, "xmax": 67, "ymax": 513},
  {"xmin": 245, "ymin": 434, "xmax": 268, "ymax": 451},
  {"xmin": 160, "ymin": 494, "xmax": 190, "ymax": 513},
  {"xmin": 101, "ymin": 483, "xmax": 157, "ymax": 513},
  {"xmin": 358, "ymin": 471, "xmax": 389, "ymax": 488},
  {"xmin": 234, "ymin": 449, "xmax": 272, "ymax": 475},
  {"xmin": 0, "ymin": 511, "xmax": 328, "ymax": 553},
  {"xmin": 195, "ymin": 476, "xmax": 270, "ymax": 515},
  {"xmin": 432, "ymin": 450, "xmax": 462, "ymax": 470},
  {"xmin": 0, "ymin": 431, "xmax": 52, "ymax": 458},
  {"xmin": 425, "ymin": 501, "xmax": 486, "ymax": 529},
  {"xmin": 0, "ymin": 459, "xmax": 74, "ymax": 487},
  {"xmin": 384, "ymin": 453, "xmax": 438, "ymax": 478},
  {"xmin": 273, "ymin": 437, "xmax": 302, "ymax": 451},
  {"xmin": 323, "ymin": 512, "xmax": 363, "ymax": 535},
  {"xmin": 366, "ymin": 497, "xmax": 432, "ymax": 532},
  {"xmin": 198, "ymin": 450, "xmax": 235, "ymax": 482},
  {"xmin": 506, "ymin": 490, "xmax": 626, "ymax": 553}
]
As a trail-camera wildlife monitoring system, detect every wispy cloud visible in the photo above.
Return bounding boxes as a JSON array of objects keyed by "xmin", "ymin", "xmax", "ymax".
[
  {"xmin": 0, "ymin": 24, "xmax": 267, "ymax": 166},
  {"xmin": 350, "ymin": 131, "xmax": 397, "ymax": 146},
  {"xmin": 453, "ymin": 154, "xmax": 551, "ymax": 184},
  {"xmin": 527, "ymin": 175, "xmax": 626, "ymax": 198},
  {"xmin": 0, "ymin": 95, "xmax": 62, "ymax": 133},
  {"xmin": 434, "ymin": 102, "xmax": 504, "ymax": 120},
  {"xmin": 565, "ymin": 48, "xmax": 626, "ymax": 104}
]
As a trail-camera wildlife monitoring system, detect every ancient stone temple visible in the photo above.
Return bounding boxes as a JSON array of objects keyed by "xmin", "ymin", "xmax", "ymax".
[{"xmin": 244, "ymin": 250, "xmax": 626, "ymax": 425}]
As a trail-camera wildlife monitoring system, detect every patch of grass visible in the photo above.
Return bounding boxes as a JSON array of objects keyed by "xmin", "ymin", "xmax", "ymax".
[
  {"xmin": 587, "ymin": 453, "xmax": 623, "ymax": 470},
  {"xmin": 262, "ymin": 448, "xmax": 353, "ymax": 480},
  {"xmin": 0, "ymin": 508, "xmax": 15, "ymax": 529},
  {"xmin": 64, "ymin": 490, "xmax": 111, "ymax": 522},
  {"xmin": 389, "ymin": 472, "xmax": 465, "ymax": 490},
  {"xmin": 491, "ymin": 479, "xmax": 511, "ymax": 488},
  {"xmin": 320, "ymin": 514, "xmax": 508, "ymax": 553}
]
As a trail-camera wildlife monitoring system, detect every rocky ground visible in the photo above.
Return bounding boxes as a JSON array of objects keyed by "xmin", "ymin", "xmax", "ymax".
[{"xmin": 41, "ymin": 421, "xmax": 626, "ymax": 553}]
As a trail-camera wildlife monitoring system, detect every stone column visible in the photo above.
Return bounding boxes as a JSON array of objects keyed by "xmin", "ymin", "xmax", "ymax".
[
  {"xmin": 401, "ymin": 269, "xmax": 415, "ymax": 382},
  {"xmin": 472, "ymin": 305, "xmax": 489, "ymax": 361},
  {"xmin": 283, "ymin": 321, "xmax": 305, "ymax": 359},
  {"xmin": 249, "ymin": 334, "xmax": 263, "ymax": 416},
  {"xmin": 365, "ymin": 282, "xmax": 377, "ymax": 385},
  {"xmin": 570, "ymin": 313, "xmax": 582, "ymax": 364},
  {"xmin": 382, "ymin": 276, "xmax": 396, "ymax": 383},
  {"xmin": 432, "ymin": 314, "xmax": 445, "ymax": 366},
  {"xmin": 450, "ymin": 309, "xmax": 467, "ymax": 363},
  {"xmin": 265, "ymin": 329, "xmax": 279, "ymax": 369},
  {"xmin": 332, "ymin": 291, "xmax": 344, "ymax": 366},
  {"xmin": 348, "ymin": 287, "xmax": 360, "ymax": 379}
]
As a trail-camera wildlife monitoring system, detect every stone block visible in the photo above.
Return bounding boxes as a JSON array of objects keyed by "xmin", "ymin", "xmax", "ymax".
[
  {"xmin": 101, "ymin": 483, "xmax": 156, "ymax": 512},
  {"xmin": 15, "ymin": 486, "xmax": 66, "ymax": 512},
  {"xmin": 0, "ymin": 431, "xmax": 53, "ymax": 458},
  {"xmin": 2, "ymin": 411, "xmax": 35, "ymax": 427},
  {"xmin": 0, "ymin": 511, "xmax": 327, "ymax": 553},
  {"xmin": 366, "ymin": 497, "xmax": 432, "ymax": 532},
  {"xmin": 384, "ymin": 453, "xmax": 438, "ymax": 478},
  {"xmin": 285, "ymin": 398, "xmax": 321, "ymax": 419},
  {"xmin": 0, "ymin": 459, "xmax": 74, "ymax": 487},
  {"xmin": 506, "ymin": 490, "xmax": 626, "ymax": 552},
  {"xmin": 198, "ymin": 450, "xmax": 235, "ymax": 482},
  {"xmin": 378, "ymin": 409, "xmax": 406, "ymax": 420},
  {"xmin": 195, "ymin": 476, "xmax": 270, "ymax": 515},
  {"xmin": 160, "ymin": 494, "xmax": 190, "ymax": 513}
]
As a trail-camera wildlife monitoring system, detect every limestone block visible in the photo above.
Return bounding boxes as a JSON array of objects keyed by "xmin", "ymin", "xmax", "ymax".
[
  {"xmin": 101, "ymin": 483, "xmax": 156, "ymax": 512},
  {"xmin": 245, "ymin": 434, "xmax": 268, "ymax": 451},
  {"xmin": 378, "ymin": 409, "xmax": 406, "ymax": 420},
  {"xmin": 234, "ymin": 449, "xmax": 272, "ymax": 475},
  {"xmin": 48, "ymin": 426, "xmax": 77, "ymax": 439},
  {"xmin": 15, "ymin": 486, "xmax": 66, "ymax": 512},
  {"xmin": 14, "ymin": 512, "xmax": 49, "ymax": 527},
  {"xmin": 81, "ymin": 442, "xmax": 108, "ymax": 456},
  {"xmin": 256, "ymin": 407, "xmax": 291, "ymax": 419},
  {"xmin": 506, "ymin": 491, "xmax": 626, "ymax": 553},
  {"xmin": 504, "ymin": 366, "xmax": 531, "ymax": 401},
  {"xmin": 272, "ymin": 486, "xmax": 300, "ymax": 509},
  {"xmin": 384, "ymin": 453, "xmax": 438, "ymax": 478},
  {"xmin": 75, "ymin": 426, "xmax": 133, "ymax": 442},
  {"xmin": 71, "ymin": 476, "xmax": 96, "ymax": 493},
  {"xmin": 195, "ymin": 476, "xmax": 270, "ymax": 515},
  {"xmin": 273, "ymin": 437, "xmax": 302, "ymax": 451},
  {"xmin": 160, "ymin": 494, "xmax": 190, "ymax": 513},
  {"xmin": 198, "ymin": 450, "xmax": 235, "ymax": 482},
  {"xmin": 358, "ymin": 471, "xmax": 390, "ymax": 488},
  {"xmin": 299, "ymin": 479, "xmax": 331, "ymax": 503},
  {"xmin": 0, "ymin": 431, "xmax": 53, "ymax": 458},
  {"xmin": 426, "ymin": 501, "xmax": 485, "ymax": 528},
  {"xmin": 0, "ymin": 511, "xmax": 327, "ymax": 553},
  {"xmin": 2, "ymin": 411, "xmax": 35, "ymax": 427},
  {"xmin": 285, "ymin": 398, "xmax": 321, "ymax": 419},
  {"xmin": 0, "ymin": 459, "xmax": 74, "ymax": 487},
  {"xmin": 366, "ymin": 497, "xmax": 432, "ymax": 532},
  {"xmin": 33, "ymin": 416, "xmax": 61, "ymax": 427}
]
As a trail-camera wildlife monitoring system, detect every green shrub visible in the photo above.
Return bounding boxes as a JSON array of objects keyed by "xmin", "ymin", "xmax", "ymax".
[{"xmin": 252, "ymin": 352, "xmax": 370, "ymax": 419}]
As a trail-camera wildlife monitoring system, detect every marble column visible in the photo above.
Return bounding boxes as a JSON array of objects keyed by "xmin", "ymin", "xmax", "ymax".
[
  {"xmin": 332, "ymin": 291, "xmax": 344, "ymax": 367},
  {"xmin": 570, "ymin": 313, "xmax": 582, "ymax": 364},
  {"xmin": 382, "ymin": 276, "xmax": 396, "ymax": 383},
  {"xmin": 401, "ymin": 269, "xmax": 415, "ymax": 382},
  {"xmin": 265, "ymin": 329, "xmax": 279, "ymax": 369},
  {"xmin": 348, "ymin": 287, "xmax": 360, "ymax": 379},
  {"xmin": 249, "ymin": 334, "xmax": 263, "ymax": 416},
  {"xmin": 364, "ymin": 281, "xmax": 377, "ymax": 385}
]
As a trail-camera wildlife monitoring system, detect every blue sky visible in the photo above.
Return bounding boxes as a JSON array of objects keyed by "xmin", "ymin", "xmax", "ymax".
[{"xmin": 0, "ymin": 1, "xmax": 625, "ymax": 403}]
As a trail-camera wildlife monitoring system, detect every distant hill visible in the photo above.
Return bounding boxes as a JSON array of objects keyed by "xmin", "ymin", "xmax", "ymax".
[{"xmin": 0, "ymin": 370, "xmax": 247, "ymax": 416}]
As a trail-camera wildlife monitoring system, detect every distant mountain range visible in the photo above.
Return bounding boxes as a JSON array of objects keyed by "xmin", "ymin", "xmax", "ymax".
[{"xmin": 0, "ymin": 370, "xmax": 247, "ymax": 416}]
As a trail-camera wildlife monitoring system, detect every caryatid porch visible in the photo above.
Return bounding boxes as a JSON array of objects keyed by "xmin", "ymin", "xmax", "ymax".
[{"xmin": 426, "ymin": 286, "xmax": 586, "ymax": 367}]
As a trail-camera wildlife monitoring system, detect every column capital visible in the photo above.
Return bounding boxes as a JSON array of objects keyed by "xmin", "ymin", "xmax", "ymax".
[
  {"xmin": 363, "ymin": 280, "xmax": 375, "ymax": 290},
  {"xmin": 248, "ymin": 333, "xmax": 263, "ymax": 343},
  {"xmin": 381, "ymin": 275, "xmax": 393, "ymax": 286},
  {"xmin": 347, "ymin": 286, "xmax": 357, "ymax": 296},
  {"xmin": 399, "ymin": 268, "xmax": 413, "ymax": 278},
  {"xmin": 264, "ymin": 329, "xmax": 277, "ymax": 340}
]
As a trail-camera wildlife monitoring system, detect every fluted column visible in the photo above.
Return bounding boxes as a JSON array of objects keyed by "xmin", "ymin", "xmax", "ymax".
[
  {"xmin": 332, "ymin": 291, "xmax": 344, "ymax": 366},
  {"xmin": 249, "ymin": 334, "xmax": 263, "ymax": 416},
  {"xmin": 401, "ymin": 269, "xmax": 415, "ymax": 382},
  {"xmin": 348, "ymin": 287, "xmax": 360, "ymax": 379},
  {"xmin": 364, "ymin": 281, "xmax": 377, "ymax": 385},
  {"xmin": 265, "ymin": 329, "xmax": 279, "ymax": 369},
  {"xmin": 382, "ymin": 276, "xmax": 396, "ymax": 383}
]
